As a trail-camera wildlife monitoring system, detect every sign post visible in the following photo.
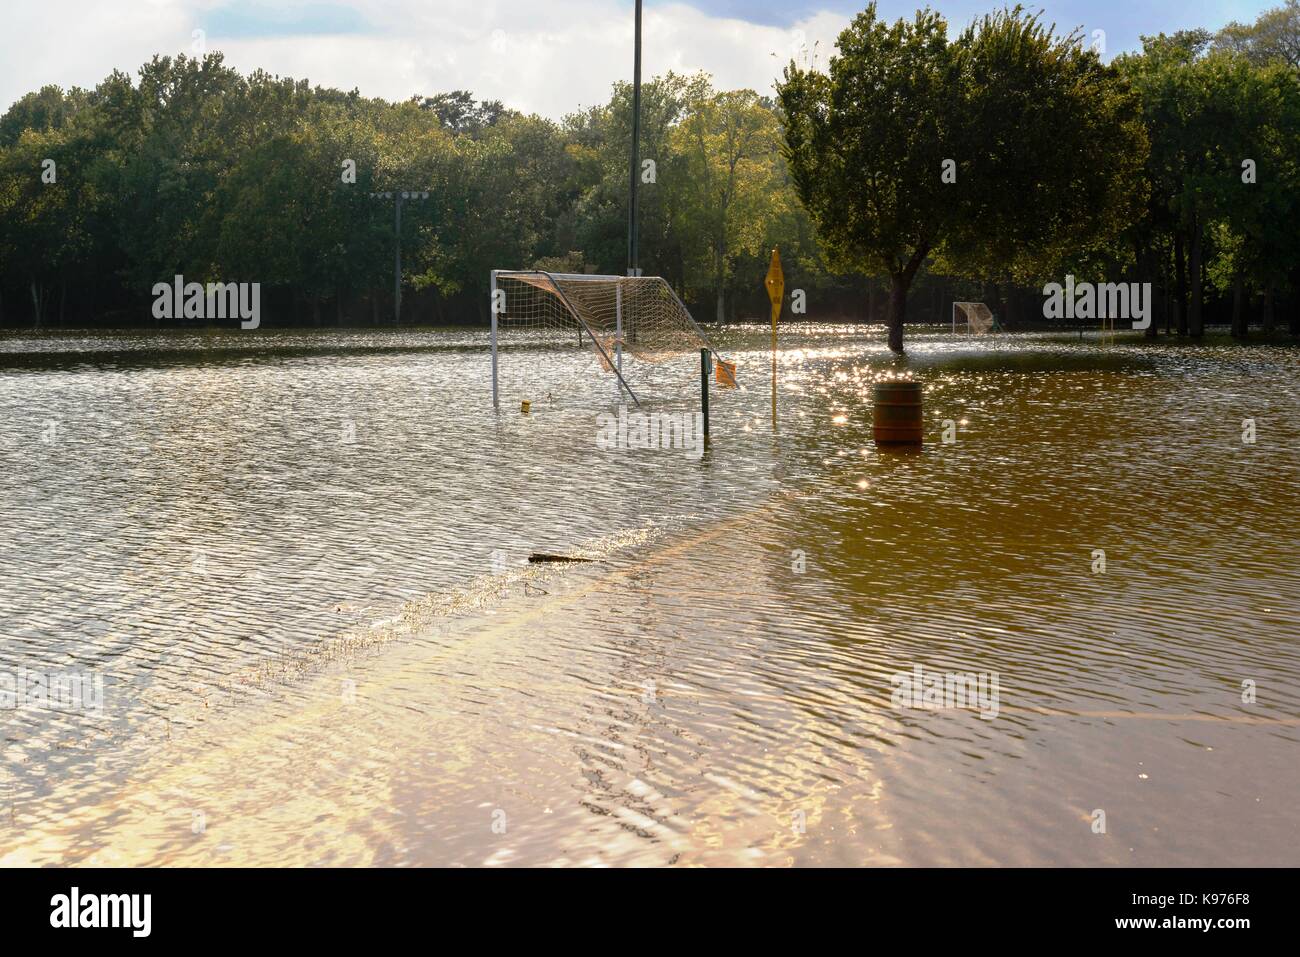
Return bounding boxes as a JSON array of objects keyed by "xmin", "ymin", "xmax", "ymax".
[
  {"xmin": 765, "ymin": 249, "xmax": 784, "ymax": 429},
  {"xmin": 700, "ymin": 348, "xmax": 710, "ymax": 445}
]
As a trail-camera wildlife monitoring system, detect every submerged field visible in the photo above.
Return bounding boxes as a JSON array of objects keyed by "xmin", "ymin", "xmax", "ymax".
[{"xmin": 1, "ymin": 324, "xmax": 1297, "ymax": 865}]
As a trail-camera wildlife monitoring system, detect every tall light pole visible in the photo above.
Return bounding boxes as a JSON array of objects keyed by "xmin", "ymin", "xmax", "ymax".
[
  {"xmin": 369, "ymin": 189, "xmax": 429, "ymax": 323},
  {"xmin": 627, "ymin": 0, "xmax": 642, "ymax": 278}
]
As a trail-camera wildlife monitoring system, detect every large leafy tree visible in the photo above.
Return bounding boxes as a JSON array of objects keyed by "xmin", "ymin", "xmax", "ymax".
[
  {"xmin": 779, "ymin": 6, "xmax": 956, "ymax": 352},
  {"xmin": 943, "ymin": 10, "xmax": 1147, "ymax": 296},
  {"xmin": 416, "ymin": 90, "xmax": 505, "ymax": 135},
  {"xmin": 1212, "ymin": 2, "xmax": 1300, "ymax": 334},
  {"xmin": 778, "ymin": 4, "xmax": 1147, "ymax": 352},
  {"xmin": 1197, "ymin": 57, "xmax": 1300, "ymax": 337}
]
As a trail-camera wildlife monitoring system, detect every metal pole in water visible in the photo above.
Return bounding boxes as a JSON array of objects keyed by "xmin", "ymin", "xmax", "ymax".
[
  {"xmin": 490, "ymin": 269, "xmax": 499, "ymax": 409},
  {"xmin": 765, "ymin": 248, "xmax": 783, "ymax": 432},
  {"xmin": 700, "ymin": 347, "xmax": 710, "ymax": 444},
  {"xmin": 616, "ymin": 282, "xmax": 624, "ymax": 401}
]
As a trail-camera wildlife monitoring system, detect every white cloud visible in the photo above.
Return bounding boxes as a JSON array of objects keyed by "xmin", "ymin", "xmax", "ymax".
[{"xmin": 1, "ymin": 1, "xmax": 850, "ymax": 118}]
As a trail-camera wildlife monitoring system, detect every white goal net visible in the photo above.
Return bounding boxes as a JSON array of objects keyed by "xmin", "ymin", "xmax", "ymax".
[
  {"xmin": 490, "ymin": 270, "xmax": 727, "ymax": 407},
  {"xmin": 953, "ymin": 301, "xmax": 997, "ymax": 334}
]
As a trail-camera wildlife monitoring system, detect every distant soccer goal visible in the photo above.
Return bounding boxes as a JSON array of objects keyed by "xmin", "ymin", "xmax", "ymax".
[
  {"xmin": 952, "ymin": 301, "xmax": 999, "ymax": 334},
  {"xmin": 489, "ymin": 271, "xmax": 729, "ymax": 407}
]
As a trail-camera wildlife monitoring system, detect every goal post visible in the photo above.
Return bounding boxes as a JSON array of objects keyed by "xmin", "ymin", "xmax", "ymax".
[
  {"xmin": 952, "ymin": 301, "xmax": 998, "ymax": 334},
  {"xmin": 489, "ymin": 270, "xmax": 730, "ymax": 408}
]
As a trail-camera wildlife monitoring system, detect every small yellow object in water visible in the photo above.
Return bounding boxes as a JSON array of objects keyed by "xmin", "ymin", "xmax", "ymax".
[{"xmin": 521, "ymin": 400, "xmax": 531, "ymax": 413}]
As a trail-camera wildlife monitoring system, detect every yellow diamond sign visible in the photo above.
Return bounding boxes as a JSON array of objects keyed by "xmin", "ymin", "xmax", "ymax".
[{"xmin": 765, "ymin": 248, "xmax": 784, "ymax": 312}]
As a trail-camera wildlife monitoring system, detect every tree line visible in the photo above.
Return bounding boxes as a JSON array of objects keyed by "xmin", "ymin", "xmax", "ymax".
[
  {"xmin": 2, "ymin": 2, "xmax": 1299, "ymax": 347},
  {"xmin": 780, "ymin": 2, "xmax": 1300, "ymax": 350},
  {"xmin": 0, "ymin": 57, "xmax": 839, "ymax": 330}
]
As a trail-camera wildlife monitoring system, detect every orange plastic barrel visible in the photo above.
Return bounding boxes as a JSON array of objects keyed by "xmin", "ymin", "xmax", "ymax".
[{"xmin": 872, "ymin": 381, "xmax": 923, "ymax": 445}]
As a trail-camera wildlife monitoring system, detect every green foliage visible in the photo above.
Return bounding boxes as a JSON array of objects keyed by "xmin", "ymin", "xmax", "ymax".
[
  {"xmin": 563, "ymin": 72, "xmax": 703, "ymax": 281},
  {"xmin": 416, "ymin": 90, "xmax": 507, "ymax": 135},
  {"xmin": 0, "ymin": 54, "xmax": 832, "ymax": 327},
  {"xmin": 944, "ymin": 9, "xmax": 1147, "ymax": 284},
  {"xmin": 779, "ymin": 5, "xmax": 956, "ymax": 284},
  {"xmin": 0, "ymin": 53, "xmax": 572, "ymax": 325},
  {"xmin": 668, "ymin": 87, "xmax": 787, "ymax": 320},
  {"xmin": 1119, "ymin": 10, "xmax": 1300, "ymax": 336},
  {"xmin": 778, "ymin": 3, "xmax": 1146, "ymax": 350},
  {"xmin": 3, "ymin": 6, "xmax": 1298, "ymax": 337},
  {"xmin": 0, "ymin": 85, "xmax": 91, "ymax": 147},
  {"xmin": 1215, "ymin": 0, "xmax": 1300, "ymax": 68}
]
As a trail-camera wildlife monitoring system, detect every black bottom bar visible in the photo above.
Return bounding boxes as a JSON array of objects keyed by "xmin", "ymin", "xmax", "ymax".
[{"xmin": 0, "ymin": 867, "xmax": 1285, "ymax": 944}]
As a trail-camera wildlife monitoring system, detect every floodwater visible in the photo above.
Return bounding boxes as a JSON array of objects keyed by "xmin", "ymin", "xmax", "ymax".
[{"xmin": 1, "ymin": 324, "xmax": 1297, "ymax": 866}]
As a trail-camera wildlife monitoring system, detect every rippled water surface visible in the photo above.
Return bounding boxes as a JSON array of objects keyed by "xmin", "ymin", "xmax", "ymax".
[{"xmin": 1, "ymin": 325, "xmax": 1297, "ymax": 866}]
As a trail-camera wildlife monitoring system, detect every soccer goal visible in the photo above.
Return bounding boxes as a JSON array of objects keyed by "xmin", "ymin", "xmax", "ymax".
[
  {"xmin": 952, "ymin": 301, "xmax": 999, "ymax": 334},
  {"xmin": 490, "ymin": 270, "xmax": 730, "ymax": 408}
]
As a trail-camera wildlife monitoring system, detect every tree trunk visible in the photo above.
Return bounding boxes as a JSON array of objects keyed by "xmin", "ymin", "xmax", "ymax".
[
  {"xmin": 888, "ymin": 272, "xmax": 908, "ymax": 353},
  {"xmin": 1262, "ymin": 287, "xmax": 1275, "ymax": 334},
  {"xmin": 1164, "ymin": 261, "xmax": 1172, "ymax": 335},
  {"xmin": 1231, "ymin": 274, "xmax": 1247, "ymax": 338},
  {"xmin": 1174, "ymin": 230, "xmax": 1188, "ymax": 336},
  {"xmin": 714, "ymin": 242, "xmax": 726, "ymax": 324},
  {"xmin": 1187, "ymin": 218, "xmax": 1204, "ymax": 337},
  {"xmin": 1290, "ymin": 268, "xmax": 1300, "ymax": 335},
  {"xmin": 1140, "ymin": 243, "xmax": 1158, "ymax": 339},
  {"xmin": 30, "ymin": 279, "xmax": 42, "ymax": 331},
  {"xmin": 867, "ymin": 282, "xmax": 877, "ymax": 325}
]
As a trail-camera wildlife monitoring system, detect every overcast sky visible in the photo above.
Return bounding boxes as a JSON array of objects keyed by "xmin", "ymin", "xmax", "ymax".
[{"xmin": 1, "ymin": 0, "xmax": 1278, "ymax": 119}]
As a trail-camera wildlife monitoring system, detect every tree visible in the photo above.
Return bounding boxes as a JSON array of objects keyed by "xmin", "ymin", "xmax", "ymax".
[
  {"xmin": 565, "ymin": 72, "xmax": 703, "ymax": 282},
  {"xmin": 1216, "ymin": 1, "xmax": 1300, "ymax": 68},
  {"xmin": 0, "ymin": 86, "xmax": 90, "ymax": 147},
  {"xmin": 1116, "ymin": 31, "xmax": 1213, "ymax": 336},
  {"xmin": 779, "ymin": 5, "xmax": 957, "ymax": 352},
  {"xmin": 416, "ymin": 91, "xmax": 506, "ymax": 135},
  {"xmin": 779, "ymin": 4, "xmax": 1146, "ymax": 352},
  {"xmin": 669, "ymin": 87, "xmax": 786, "ymax": 322},
  {"xmin": 943, "ymin": 11, "xmax": 1147, "ymax": 304},
  {"xmin": 0, "ymin": 118, "xmax": 105, "ymax": 327},
  {"xmin": 1198, "ymin": 58, "xmax": 1300, "ymax": 337},
  {"xmin": 1123, "ymin": 33, "xmax": 1300, "ymax": 338}
]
